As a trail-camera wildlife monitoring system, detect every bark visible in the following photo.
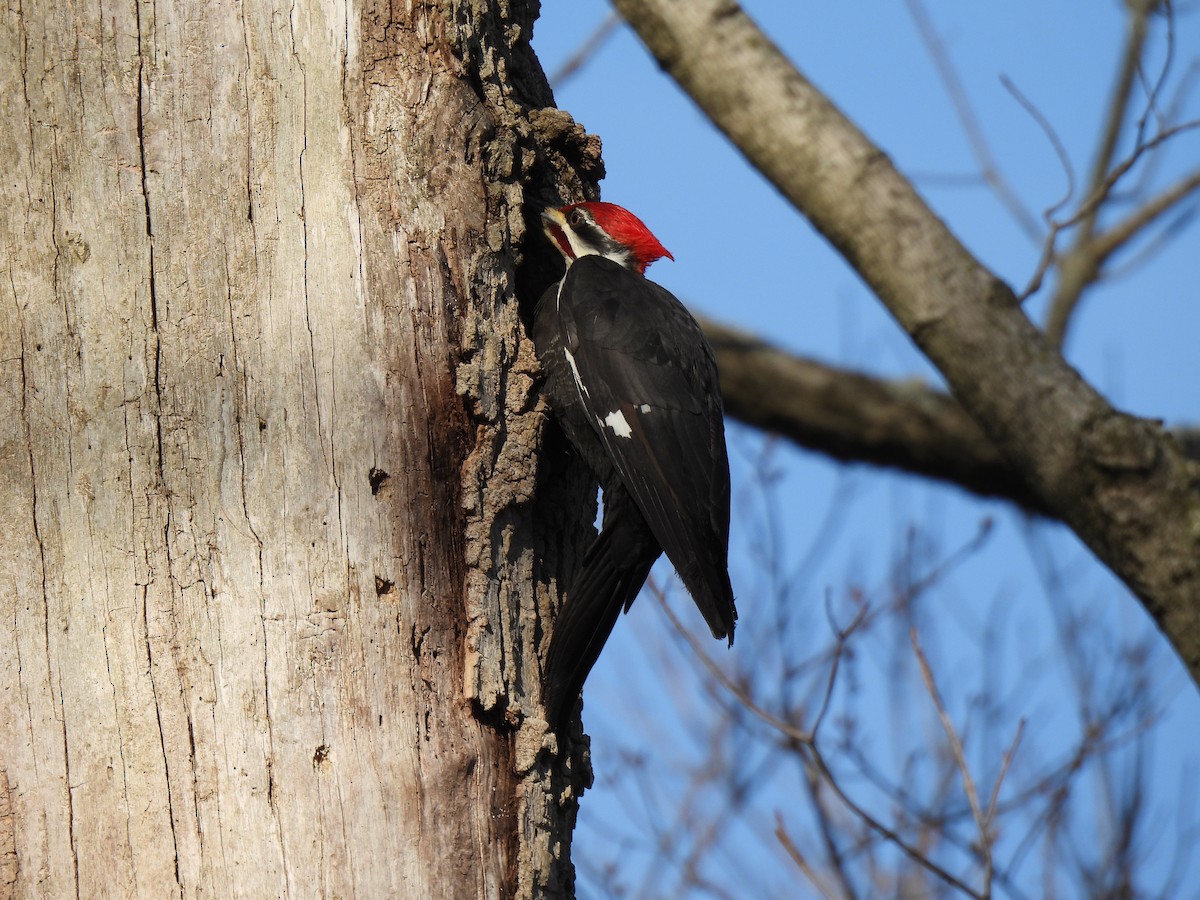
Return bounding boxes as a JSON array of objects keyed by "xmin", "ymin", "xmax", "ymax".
[
  {"xmin": 613, "ymin": 0, "xmax": 1200, "ymax": 688},
  {"xmin": 706, "ymin": 319, "xmax": 1200, "ymax": 514},
  {"xmin": 702, "ymin": 320, "xmax": 1047, "ymax": 513},
  {"xmin": 1, "ymin": 0, "xmax": 596, "ymax": 896}
]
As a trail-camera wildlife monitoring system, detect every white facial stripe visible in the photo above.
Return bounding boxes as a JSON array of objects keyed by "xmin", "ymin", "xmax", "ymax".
[
  {"xmin": 559, "ymin": 221, "xmax": 594, "ymax": 262},
  {"xmin": 563, "ymin": 348, "xmax": 589, "ymax": 398},
  {"xmin": 603, "ymin": 409, "xmax": 633, "ymax": 439},
  {"xmin": 556, "ymin": 212, "xmax": 633, "ymax": 269}
]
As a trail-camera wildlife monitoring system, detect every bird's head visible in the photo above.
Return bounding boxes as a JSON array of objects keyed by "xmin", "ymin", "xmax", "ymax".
[{"xmin": 541, "ymin": 202, "xmax": 674, "ymax": 275}]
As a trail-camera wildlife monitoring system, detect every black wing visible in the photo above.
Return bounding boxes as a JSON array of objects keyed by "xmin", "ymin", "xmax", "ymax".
[{"xmin": 551, "ymin": 256, "xmax": 737, "ymax": 641}]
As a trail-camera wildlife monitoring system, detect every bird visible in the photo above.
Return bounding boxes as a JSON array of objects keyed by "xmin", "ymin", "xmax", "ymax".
[{"xmin": 533, "ymin": 201, "xmax": 737, "ymax": 728}]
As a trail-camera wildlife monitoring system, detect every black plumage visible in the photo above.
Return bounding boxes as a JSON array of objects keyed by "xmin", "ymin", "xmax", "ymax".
[{"xmin": 536, "ymin": 252, "xmax": 737, "ymax": 728}]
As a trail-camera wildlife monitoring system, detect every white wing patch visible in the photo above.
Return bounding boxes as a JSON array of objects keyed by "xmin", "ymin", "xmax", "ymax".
[
  {"xmin": 563, "ymin": 348, "xmax": 590, "ymax": 398},
  {"xmin": 602, "ymin": 409, "xmax": 633, "ymax": 439},
  {"xmin": 639, "ymin": 404, "xmax": 652, "ymax": 413}
]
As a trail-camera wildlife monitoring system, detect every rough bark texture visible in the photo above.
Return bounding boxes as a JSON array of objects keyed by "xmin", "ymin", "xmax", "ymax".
[
  {"xmin": 1, "ymin": 0, "xmax": 597, "ymax": 896},
  {"xmin": 702, "ymin": 319, "xmax": 1047, "ymax": 513},
  {"xmin": 705, "ymin": 319, "xmax": 1200, "ymax": 513},
  {"xmin": 614, "ymin": 0, "xmax": 1200, "ymax": 686}
]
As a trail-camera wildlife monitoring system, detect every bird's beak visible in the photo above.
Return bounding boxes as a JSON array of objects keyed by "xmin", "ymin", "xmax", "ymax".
[{"xmin": 541, "ymin": 208, "xmax": 573, "ymax": 260}]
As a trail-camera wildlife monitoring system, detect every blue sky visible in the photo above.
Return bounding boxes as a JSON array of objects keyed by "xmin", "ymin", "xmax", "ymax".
[{"xmin": 532, "ymin": 3, "xmax": 1200, "ymax": 896}]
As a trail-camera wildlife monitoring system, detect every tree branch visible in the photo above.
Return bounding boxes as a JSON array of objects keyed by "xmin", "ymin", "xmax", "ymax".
[
  {"xmin": 1090, "ymin": 167, "xmax": 1200, "ymax": 265},
  {"xmin": 1044, "ymin": 0, "xmax": 1163, "ymax": 347},
  {"xmin": 911, "ymin": 629, "xmax": 995, "ymax": 896},
  {"xmin": 704, "ymin": 318, "xmax": 1200, "ymax": 513},
  {"xmin": 614, "ymin": 0, "xmax": 1200, "ymax": 686},
  {"xmin": 701, "ymin": 319, "xmax": 1049, "ymax": 513},
  {"xmin": 548, "ymin": 11, "xmax": 623, "ymax": 89}
]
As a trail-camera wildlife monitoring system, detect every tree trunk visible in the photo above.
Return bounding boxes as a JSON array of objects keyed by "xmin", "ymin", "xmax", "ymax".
[{"xmin": 1, "ymin": 1, "xmax": 596, "ymax": 895}]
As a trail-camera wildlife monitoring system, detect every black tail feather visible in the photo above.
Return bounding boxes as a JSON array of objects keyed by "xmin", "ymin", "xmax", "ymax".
[{"xmin": 543, "ymin": 497, "xmax": 659, "ymax": 730}]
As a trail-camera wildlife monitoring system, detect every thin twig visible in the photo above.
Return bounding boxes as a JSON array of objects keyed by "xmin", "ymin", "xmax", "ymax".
[
  {"xmin": 812, "ymin": 595, "xmax": 867, "ymax": 740},
  {"xmin": 650, "ymin": 579, "xmax": 813, "ymax": 743},
  {"xmin": 1061, "ymin": 118, "xmax": 1200, "ymax": 231},
  {"xmin": 654, "ymin": 577, "xmax": 978, "ymax": 894},
  {"xmin": 1104, "ymin": 200, "xmax": 1198, "ymax": 280},
  {"xmin": 647, "ymin": 519, "xmax": 1004, "ymax": 898},
  {"xmin": 1132, "ymin": 0, "xmax": 1175, "ymax": 143},
  {"xmin": 774, "ymin": 813, "xmax": 833, "ymax": 897},
  {"xmin": 1083, "ymin": 2, "xmax": 1156, "ymax": 221},
  {"xmin": 802, "ymin": 759, "xmax": 860, "ymax": 900},
  {"xmin": 903, "ymin": 0, "xmax": 1041, "ymax": 241},
  {"xmin": 1043, "ymin": 1, "xmax": 1158, "ymax": 345},
  {"xmin": 1040, "ymin": 116, "xmax": 1200, "ymax": 330},
  {"xmin": 912, "ymin": 629, "xmax": 993, "ymax": 898},
  {"xmin": 1091, "ymin": 167, "xmax": 1200, "ymax": 264},
  {"xmin": 1019, "ymin": 116, "xmax": 1200, "ymax": 300},
  {"xmin": 986, "ymin": 719, "xmax": 1026, "ymax": 832},
  {"xmin": 548, "ymin": 11, "xmax": 623, "ymax": 89},
  {"xmin": 804, "ymin": 742, "xmax": 984, "ymax": 899},
  {"xmin": 1001, "ymin": 74, "xmax": 1077, "ymax": 302},
  {"xmin": 1001, "ymin": 77, "xmax": 1076, "ymax": 222},
  {"xmin": 1129, "ymin": 55, "xmax": 1200, "ymax": 195}
]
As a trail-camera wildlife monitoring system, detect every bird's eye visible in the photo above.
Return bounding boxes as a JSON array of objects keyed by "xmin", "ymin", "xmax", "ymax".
[{"xmin": 567, "ymin": 209, "xmax": 583, "ymax": 228}]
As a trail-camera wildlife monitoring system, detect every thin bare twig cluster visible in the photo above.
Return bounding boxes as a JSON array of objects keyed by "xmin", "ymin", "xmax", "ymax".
[
  {"xmin": 906, "ymin": 0, "xmax": 1200, "ymax": 347},
  {"xmin": 577, "ymin": 448, "xmax": 1184, "ymax": 898}
]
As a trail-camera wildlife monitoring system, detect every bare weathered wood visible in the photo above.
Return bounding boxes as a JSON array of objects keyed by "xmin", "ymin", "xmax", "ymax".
[{"xmin": 0, "ymin": 1, "xmax": 591, "ymax": 896}]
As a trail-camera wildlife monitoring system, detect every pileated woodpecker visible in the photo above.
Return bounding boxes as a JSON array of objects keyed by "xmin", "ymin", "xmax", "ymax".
[{"xmin": 534, "ymin": 201, "xmax": 737, "ymax": 728}]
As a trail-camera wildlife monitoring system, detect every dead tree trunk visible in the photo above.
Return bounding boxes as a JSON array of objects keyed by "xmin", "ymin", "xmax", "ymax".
[{"xmin": 1, "ymin": 1, "xmax": 598, "ymax": 895}]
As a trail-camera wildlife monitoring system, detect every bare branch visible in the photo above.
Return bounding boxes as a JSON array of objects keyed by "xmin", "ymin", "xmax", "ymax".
[
  {"xmin": 985, "ymin": 720, "xmax": 1026, "ymax": 834},
  {"xmin": 702, "ymin": 318, "xmax": 1200, "ymax": 509},
  {"xmin": 1043, "ymin": 1, "xmax": 1168, "ymax": 345},
  {"xmin": 1041, "ymin": 117, "xmax": 1200, "ymax": 341},
  {"xmin": 1083, "ymin": 1, "xmax": 1157, "ymax": 223},
  {"xmin": 650, "ymin": 523, "xmax": 1000, "ymax": 897},
  {"xmin": 800, "ymin": 761, "xmax": 860, "ymax": 900},
  {"xmin": 1000, "ymin": 76, "xmax": 1076, "ymax": 223},
  {"xmin": 803, "ymin": 743, "xmax": 984, "ymax": 899},
  {"xmin": 649, "ymin": 576, "xmax": 815, "ymax": 743},
  {"xmin": 812, "ymin": 596, "xmax": 867, "ymax": 741},
  {"xmin": 1128, "ymin": 57, "xmax": 1200, "ymax": 196},
  {"xmin": 701, "ymin": 318, "xmax": 1049, "ymax": 513},
  {"xmin": 1104, "ymin": 198, "xmax": 1198, "ymax": 278},
  {"xmin": 1132, "ymin": 0, "xmax": 1176, "ymax": 143},
  {"xmin": 774, "ymin": 814, "xmax": 836, "ymax": 898},
  {"xmin": 903, "ymin": 0, "xmax": 1042, "ymax": 242},
  {"xmin": 548, "ymin": 11, "xmax": 623, "ymax": 90},
  {"xmin": 1028, "ymin": 117, "xmax": 1200, "ymax": 302},
  {"xmin": 912, "ymin": 630, "xmax": 993, "ymax": 898},
  {"xmin": 1060, "ymin": 118, "xmax": 1200, "ymax": 232},
  {"xmin": 1091, "ymin": 167, "xmax": 1200, "ymax": 264}
]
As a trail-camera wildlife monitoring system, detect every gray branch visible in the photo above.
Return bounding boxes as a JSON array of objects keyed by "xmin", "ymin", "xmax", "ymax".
[
  {"xmin": 706, "ymin": 318, "xmax": 1200, "ymax": 517},
  {"xmin": 703, "ymin": 320, "xmax": 1047, "ymax": 512}
]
